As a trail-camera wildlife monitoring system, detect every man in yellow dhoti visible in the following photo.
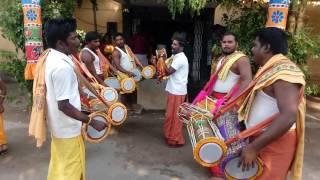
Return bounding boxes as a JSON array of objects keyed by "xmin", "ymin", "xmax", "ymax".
[
  {"xmin": 0, "ymin": 78, "xmax": 8, "ymax": 155},
  {"xmin": 29, "ymin": 18, "xmax": 106, "ymax": 180},
  {"xmin": 237, "ymin": 27, "xmax": 305, "ymax": 180}
]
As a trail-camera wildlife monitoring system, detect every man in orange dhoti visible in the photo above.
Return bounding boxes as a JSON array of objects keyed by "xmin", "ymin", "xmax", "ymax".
[
  {"xmin": 0, "ymin": 78, "xmax": 8, "ymax": 155},
  {"xmin": 237, "ymin": 27, "xmax": 305, "ymax": 180},
  {"xmin": 163, "ymin": 34, "xmax": 189, "ymax": 147}
]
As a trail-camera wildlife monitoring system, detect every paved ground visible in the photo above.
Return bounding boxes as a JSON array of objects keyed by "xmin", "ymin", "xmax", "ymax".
[{"xmin": 1, "ymin": 82, "xmax": 320, "ymax": 180}]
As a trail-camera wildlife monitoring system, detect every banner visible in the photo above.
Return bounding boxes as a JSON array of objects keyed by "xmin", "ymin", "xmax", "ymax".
[{"xmin": 21, "ymin": 0, "xmax": 43, "ymax": 80}]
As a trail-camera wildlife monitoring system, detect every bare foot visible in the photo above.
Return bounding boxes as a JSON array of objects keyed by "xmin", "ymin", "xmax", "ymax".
[{"xmin": 0, "ymin": 144, "xmax": 8, "ymax": 155}]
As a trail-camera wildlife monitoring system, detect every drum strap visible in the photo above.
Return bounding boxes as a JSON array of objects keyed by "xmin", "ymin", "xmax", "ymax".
[
  {"xmin": 192, "ymin": 56, "xmax": 231, "ymax": 105},
  {"xmin": 225, "ymin": 88, "xmax": 304, "ymax": 145},
  {"xmin": 70, "ymin": 56, "xmax": 111, "ymax": 107}
]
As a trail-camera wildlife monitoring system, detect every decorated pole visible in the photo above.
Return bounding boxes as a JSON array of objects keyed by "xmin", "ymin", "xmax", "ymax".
[
  {"xmin": 21, "ymin": 0, "xmax": 43, "ymax": 80},
  {"xmin": 265, "ymin": 0, "xmax": 290, "ymax": 29}
]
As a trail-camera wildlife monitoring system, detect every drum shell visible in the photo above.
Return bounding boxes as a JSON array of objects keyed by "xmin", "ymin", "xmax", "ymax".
[
  {"xmin": 81, "ymin": 112, "xmax": 112, "ymax": 143},
  {"xmin": 187, "ymin": 114, "xmax": 227, "ymax": 167}
]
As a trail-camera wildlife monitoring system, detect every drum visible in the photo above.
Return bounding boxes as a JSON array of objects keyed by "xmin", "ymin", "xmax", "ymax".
[
  {"xmin": 178, "ymin": 103, "xmax": 227, "ymax": 167},
  {"xmin": 82, "ymin": 112, "xmax": 112, "ymax": 143},
  {"xmin": 223, "ymin": 157, "xmax": 263, "ymax": 180},
  {"xmin": 101, "ymin": 87, "xmax": 118, "ymax": 104},
  {"xmin": 107, "ymin": 102, "xmax": 128, "ymax": 126},
  {"xmin": 104, "ymin": 77, "xmax": 120, "ymax": 90},
  {"xmin": 132, "ymin": 68, "xmax": 142, "ymax": 82},
  {"xmin": 196, "ymin": 96, "xmax": 217, "ymax": 113},
  {"xmin": 141, "ymin": 65, "xmax": 156, "ymax": 79},
  {"xmin": 86, "ymin": 99, "xmax": 128, "ymax": 126},
  {"xmin": 82, "ymin": 87, "xmax": 96, "ymax": 98},
  {"xmin": 120, "ymin": 78, "xmax": 136, "ymax": 94}
]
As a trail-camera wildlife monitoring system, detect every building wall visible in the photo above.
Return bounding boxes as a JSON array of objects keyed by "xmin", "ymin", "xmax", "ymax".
[
  {"xmin": 73, "ymin": 0, "xmax": 123, "ymax": 33},
  {"xmin": 305, "ymin": 4, "xmax": 320, "ymax": 36}
]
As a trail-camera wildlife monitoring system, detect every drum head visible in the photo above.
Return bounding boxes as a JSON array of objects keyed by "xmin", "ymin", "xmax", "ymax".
[
  {"xmin": 104, "ymin": 77, "xmax": 120, "ymax": 89},
  {"xmin": 225, "ymin": 157, "xmax": 263, "ymax": 179},
  {"xmin": 101, "ymin": 87, "xmax": 118, "ymax": 103},
  {"xmin": 121, "ymin": 78, "xmax": 135, "ymax": 93},
  {"xmin": 142, "ymin": 66, "xmax": 155, "ymax": 79},
  {"xmin": 87, "ymin": 115, "xmax": 108, "ymax": 139},
  {"xmin": 193, "ymin": 137, "xmax": 227, "ymax": 167},
  {"xmin": 82, "ymin": 87, "xmax": 96, "ymax": 98},
  {"xmin": 132, "ymin": 68, "xmax": 142, "ymax": 82},
  {"xmin": 199, "ymin": 143, "xmax": 224, "ymax": 164},
  {"xmin": 108, "ymin": 103, "xmax": 127, "ymax": 125}
]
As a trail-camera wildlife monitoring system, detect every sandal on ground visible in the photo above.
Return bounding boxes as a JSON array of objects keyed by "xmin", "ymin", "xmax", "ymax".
[{"xmin": 0, "ymin": 144, "xmax": 8, "ymax": 155}]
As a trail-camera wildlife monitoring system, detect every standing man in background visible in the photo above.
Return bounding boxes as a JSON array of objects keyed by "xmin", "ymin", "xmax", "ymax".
[{"xmin": 163, "ymin": 33, "xmax": 189, "ymax": 147}]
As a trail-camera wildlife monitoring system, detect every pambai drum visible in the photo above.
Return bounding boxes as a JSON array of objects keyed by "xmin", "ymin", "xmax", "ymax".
[
  {"xmin": 178, "ymin": 103, "xmax": 227, "ymax": 167},
  {"xmin": 106, "ymin": 102, "xmax": 128, "ymax": 126},
  {"xmin": 86, "ymin": 99, "xmax": 127, "ymax": 126},
  {"xmin": 100, "ymin": 86, "xmax": 118, "ymax": 104},
  {"xmin": 82, "ymin": 112, "xmax": 112, "ymax": 143},
  {"xmin": 120, "ymin": 77, "xmax": 136, "ymax": 94},
  {"xmin": 104, "ymin": 77, "xmax": 121, "ymax": 90},
  {"xmin": 131, "ymin": 68, "xmax": 142, "ymax": 82},
  {"xmin": 223, "ymin": 157, "xmax": 263, "ymax": 180},
  {"xmin": 141, "ymin": 65, "xmax": 156, "ymax": 79}
]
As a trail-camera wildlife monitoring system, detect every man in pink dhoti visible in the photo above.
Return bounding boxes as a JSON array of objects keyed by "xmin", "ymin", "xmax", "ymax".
[{"xmin": 163, "ymin": 33, "xmax": 189, "ymax": 147}]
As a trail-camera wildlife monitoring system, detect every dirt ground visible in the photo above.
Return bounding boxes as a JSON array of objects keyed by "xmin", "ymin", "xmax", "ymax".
[{"xmin": 0, "ymin": 82, "xmax": 320, "ymax": 180}]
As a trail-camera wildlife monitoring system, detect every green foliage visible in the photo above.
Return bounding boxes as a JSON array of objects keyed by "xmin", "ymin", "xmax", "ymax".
[
  {"xmin": 223, "ymin": 3, "xmax": 267, "ymax": 55},
  {"xmin": 42, "ymin": 0, "xmax": 76, "ymax": 20},
  {"xmin": 0, "ymin": 56, "xmax": 33, "ymax": 92},
  {"xmin": 287, "ymin": 29, "xmax": 320, "ymax": 65},
  {"xmin": 0, "ymin": 0, "xmax": 24, "ymax": 51},
  {"xmin": 0, "ymin": 0, "xmax": 77, "ymax": 95},
  {"xmin": 305, "ymin": 84, "xmax": 320, "ymax": 97}
]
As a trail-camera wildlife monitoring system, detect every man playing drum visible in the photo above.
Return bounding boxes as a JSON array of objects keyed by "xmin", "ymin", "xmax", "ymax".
[
  {"xmin": 112, "ymin": 33, "xmax": 144, "ymax": 77},
  {"xmin": 237, "ymin": 27, "xmax": 305, "ymax": 180},
  {"xmin": 29, "ymin": 18, "xmax": 107, "ymax": 180},
  {"xmin": 80, "ymin": 31, "xmax": 118, "ymax": 86},
  {"xmin": 163, "ymin": 33, "xmax": 189, "ymax": 147},
  {"xmin": 204, "ymin": 32, "xmax": 252, "ymax": 179},
  {"xmin": 112, "ymin": 33, "xmax": 144, "ymax": 108}
]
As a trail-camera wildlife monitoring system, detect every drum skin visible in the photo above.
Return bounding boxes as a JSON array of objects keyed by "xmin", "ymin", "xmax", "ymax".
[
  {"xmin": 141, "ymin": 65, "xmax": 156, "ymax": 79},
  {"xmin": 224, "ymin": 157, "xmax": 263, "ymax": 180},
  {"xmin": 120, "ymin": 78, "xmax": 136, "ymax": 94},
  {"xmin": 82, "ymin": 112, "xmax": 112, "ymax": 143},
  {"xmin": 107, "ymin": 102, "xmax": 128, "ymax": 126},
  {"xmin": 101, "ymin": 87, "xmax": 118, "ymax": 104},
  {"xmin": 104, "ymin": 77, "xmax": 121, "ymax": 90}
]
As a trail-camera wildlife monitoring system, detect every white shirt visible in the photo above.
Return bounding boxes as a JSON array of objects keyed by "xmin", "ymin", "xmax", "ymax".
[
  {"xmin": 165, "ymin": 52, "xmax": 189, "ymax": 95},
  {"xmin": 82, "ymin": 47, "xmax": 102, "ymax": 75},
  {"xmin": 45, "ymin": 49, "xmax": 82, "ymax": 138},
  {"xmin": 115, "ymin": 46, "xmax": 134, "ymax": 72},
  {"xmin": 246, "ymin": 90, "xmax": 296, "ymax": 129},
  {"xmin": 212, "ymin": 58, "xmax": 240, "ymax": 93}
]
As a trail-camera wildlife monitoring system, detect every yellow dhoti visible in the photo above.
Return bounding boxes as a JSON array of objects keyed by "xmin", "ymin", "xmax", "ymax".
[
  {"xmin": 0, "ymin": 113, "xmax": 7, "ymax": 145},
  {"xmin": 48, "ymin": 135, "xmax": 86, "ymax": 180}
]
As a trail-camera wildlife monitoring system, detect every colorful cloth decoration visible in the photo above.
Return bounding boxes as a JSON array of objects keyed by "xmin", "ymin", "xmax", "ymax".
[
  {"xmin": 265, "ymin": 0, "xmax": 290, "ymax": 29},
  {"xmin": 22, "ymin": 0, "xmax": 43, "ymax": 80}
]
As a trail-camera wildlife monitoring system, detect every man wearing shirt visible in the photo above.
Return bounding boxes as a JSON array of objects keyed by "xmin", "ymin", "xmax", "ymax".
[{"xmin": 163, "ymin": 34, "xmax": 189, "ymax": 147}]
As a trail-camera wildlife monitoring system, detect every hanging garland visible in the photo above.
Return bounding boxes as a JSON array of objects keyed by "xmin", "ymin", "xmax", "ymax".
[
  {"xmin": 187, "ymin": 0, "xmax": 207, "ymax": 15},
  {"xmin": 167, "ymin": 0, "xmax": 185, "ymax": 19}
]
